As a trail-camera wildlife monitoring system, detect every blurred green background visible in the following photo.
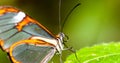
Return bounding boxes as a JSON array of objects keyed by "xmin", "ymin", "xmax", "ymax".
[{"xmin": 0, "ymin": 0, "xmax": 120, "ymax": 63}]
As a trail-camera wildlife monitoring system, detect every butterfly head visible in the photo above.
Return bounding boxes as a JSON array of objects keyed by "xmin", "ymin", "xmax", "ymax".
[{"xmin": 56, "ymin": 32, "xmax": 65, "ymax": 54}]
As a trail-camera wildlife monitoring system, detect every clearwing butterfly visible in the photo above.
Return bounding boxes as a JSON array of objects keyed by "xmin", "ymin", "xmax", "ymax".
[{"xmin": 0, "ymin": 6, "xmax": 64, "ymax": 63}]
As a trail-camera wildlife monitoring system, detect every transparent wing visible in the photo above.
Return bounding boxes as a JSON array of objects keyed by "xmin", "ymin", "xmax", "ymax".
[
  {"xmin": 0, "ymin": 7, "xmax": 55, "ymax": 50},
  {"xmin": 22, "ymin": 23, "xmax": 54, "ymax": 39},
  {"xmin": 10, "ymin": 42, "xmax": 56, "ymax": 63}
]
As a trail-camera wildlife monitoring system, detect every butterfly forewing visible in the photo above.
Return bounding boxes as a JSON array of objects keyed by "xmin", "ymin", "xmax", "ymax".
[{"xmin": 0, "ymin": 6, "xmax": 55, "ymax": 49}]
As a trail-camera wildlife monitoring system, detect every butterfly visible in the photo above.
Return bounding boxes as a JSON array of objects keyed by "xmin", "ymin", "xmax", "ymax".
[{"xmin": 0, "ymin": 6, "xmax": 64, "ymax": 63}]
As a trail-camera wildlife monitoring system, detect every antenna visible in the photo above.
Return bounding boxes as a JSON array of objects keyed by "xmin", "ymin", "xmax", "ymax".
[
  {"xmin": 58, "ymin": 0, "xmax": 62, "ymax": 32},
  {"xmin": 58, "ymin": 0, "xmax": 81, "ymax": 32},
  {"xmin": 61, "ymin": 3, "xmax": 80, "ymax": 32}
]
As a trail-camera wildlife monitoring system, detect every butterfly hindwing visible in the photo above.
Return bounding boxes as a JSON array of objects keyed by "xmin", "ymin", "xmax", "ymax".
[{"xmin": 9, "ymin": 40, "xmax": 56, "ymax": 63}]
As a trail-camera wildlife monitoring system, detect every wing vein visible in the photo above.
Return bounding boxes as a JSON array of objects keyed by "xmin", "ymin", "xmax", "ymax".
[
  {"xmin": 22, "ymin": 30, "xmax": 34, "ymax": 36},
  {"xmin": 0, "ymin": 26, "xmax": 16, "ymax": 34},
  {"xmin": 4, "ymin": 31, "xmax": 19, "ymax": 41}
]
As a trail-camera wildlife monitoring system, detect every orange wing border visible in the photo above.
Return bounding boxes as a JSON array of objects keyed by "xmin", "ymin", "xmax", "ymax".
[{"xmin": 9, "ymin": 39, "xmax": 55, "ymax": 63}]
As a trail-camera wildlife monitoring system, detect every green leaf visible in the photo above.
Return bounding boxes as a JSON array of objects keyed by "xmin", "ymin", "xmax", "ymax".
[
  {"xmin": 0, "ymin": 49, "xmax": 11, "ymax": 63},
  {"xmin": 65, "ymin": 42, "xmax": 120, "ymax": 63}
]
